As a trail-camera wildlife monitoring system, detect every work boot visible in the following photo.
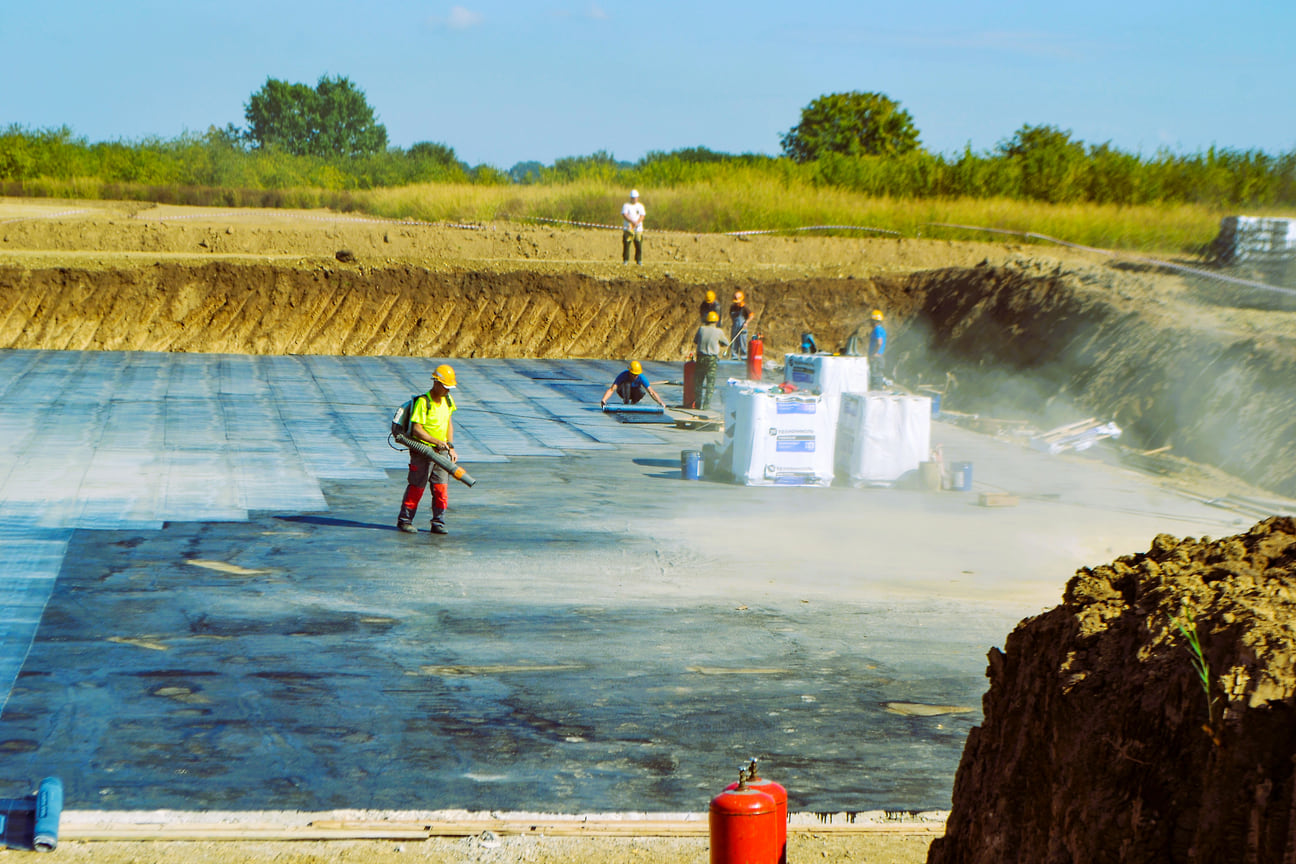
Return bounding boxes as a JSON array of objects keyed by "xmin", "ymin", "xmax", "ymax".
[
  {"xmin": 397, "ymin": 502, "xmax": 418, "ymax": 533},
  {"xmin": 430, "ymin": 519, "xmax": 448, "ymax": 535},
  {"xmin": 430, "ymin": 507, "xmax": 448, "ymax": 534}
]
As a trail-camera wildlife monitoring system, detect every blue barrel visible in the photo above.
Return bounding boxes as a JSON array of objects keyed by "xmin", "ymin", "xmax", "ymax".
[
  {"xmin": 681, "ymin": 450, "xmax": 702, "ymax": 480},
  {"xmin": 950, "ymin": 461, "xmax": 973, "ymax": 491}
]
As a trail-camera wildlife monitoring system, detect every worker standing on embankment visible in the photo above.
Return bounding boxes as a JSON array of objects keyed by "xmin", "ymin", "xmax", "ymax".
[
  {"xmin": 693, "ymin": 311, "xmax": 730, "ymax": 410},
  {"xmin": 621, "ymin": 189, "xmax": 645, "ymax": 264},
  {"xmin": 397, "ymin": 365, "xmax": 458, "ymax": 535}
]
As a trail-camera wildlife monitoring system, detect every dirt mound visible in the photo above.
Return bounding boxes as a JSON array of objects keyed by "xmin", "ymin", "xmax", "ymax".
[{"xmin": 928, "ymin": 517, "xmax": 1296, "ymax": 864}]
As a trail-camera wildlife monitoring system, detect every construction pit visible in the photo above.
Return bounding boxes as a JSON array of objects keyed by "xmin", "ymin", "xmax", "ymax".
[{"xmin": 1, "ymin": 199, "xmax": 1295, "ymax": 863}]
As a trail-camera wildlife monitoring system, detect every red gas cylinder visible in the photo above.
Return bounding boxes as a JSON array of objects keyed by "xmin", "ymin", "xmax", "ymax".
[
  {"xmin": 746, "ymin": 336, "xmax": 764, "ymax": 382},
  {"xmin": 683, "ymin": 358, "xmax": 698, "ymax": 409},
  {"xmin": 727, "ymin": 760, "xmax": 787, "ymax": 864},
  {"xmin": 710, "ymin": 773, "xmax": 778, "ymax": 864}
]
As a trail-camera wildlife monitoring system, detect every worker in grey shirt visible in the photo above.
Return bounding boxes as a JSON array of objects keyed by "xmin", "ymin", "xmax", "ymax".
[{"xmin": 693, "ymin": 310, "xmax": 730, "ymax": 410}]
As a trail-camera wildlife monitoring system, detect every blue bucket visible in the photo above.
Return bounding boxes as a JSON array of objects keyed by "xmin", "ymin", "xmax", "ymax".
[
  {"xmin": 681, "ymin": 450, "xmax": 702, "ymax": 481},
  {"xmin": 950, "ymin": 461, "xmax": 973, "ymax": 491}
]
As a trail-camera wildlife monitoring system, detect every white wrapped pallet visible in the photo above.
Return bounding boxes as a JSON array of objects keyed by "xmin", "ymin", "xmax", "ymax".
[
  {"xmin": 835, "ymin": 392, "xmax": 932, "ymax": 486},
  {"xmin": 783, "ymin": 353, "xmax": 871, "ymax": 430},
  {"xmin": 783, "ymin": 353, "xmax": 871, "ymax": 397},
  {"xmin": 723, "ymin": 385, "xmax": 835, "ymax": 486},
  {"xmin": 1213, "ymin": 216, "xmax": 1296, "ymax": 264}
]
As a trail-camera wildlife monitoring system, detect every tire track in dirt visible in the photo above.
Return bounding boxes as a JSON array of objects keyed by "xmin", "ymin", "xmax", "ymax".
[
  {"xmin": 288, "ymin": 273, "xmax": 347, "ymax": 355},
  {"xmin": 357, "ymin": 289, "xmax": 404, "ymax": 356},
  {"xmin": 319, "ymin": 278, "xmax": 375, "ymax": 355}
]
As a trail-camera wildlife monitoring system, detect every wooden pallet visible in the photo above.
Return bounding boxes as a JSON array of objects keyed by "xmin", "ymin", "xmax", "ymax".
[{"xmin": 675, "ymin": 417, "xmax": 722, "ymax": 431}]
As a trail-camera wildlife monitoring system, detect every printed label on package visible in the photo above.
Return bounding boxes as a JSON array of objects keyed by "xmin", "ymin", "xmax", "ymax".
[
  {"xmin": 775, "ymin": 400, "xmax": 817, "ymax": 414},
  {"xmin": 775, "ymin": 435, "xmax": 817, "ymax": 452},
  {"xmin": 788, "ymin": 358, "xmax": 816, "ymax": 383}
]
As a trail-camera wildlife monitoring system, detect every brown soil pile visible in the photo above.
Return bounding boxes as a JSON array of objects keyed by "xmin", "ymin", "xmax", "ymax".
[{"xmin": 928, "ymin": 517, "xmax": 1296, "ymax": 864}]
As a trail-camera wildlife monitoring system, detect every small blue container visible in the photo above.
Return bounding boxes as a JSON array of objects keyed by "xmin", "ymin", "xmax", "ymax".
[
  {"xmin": 950, "ymin": 461, "xmax": 973, "ymax": 491},
  {"xmin": 930, "ymin": 393, "xmax": 942, "ymax": 417},
  {"xmin": 33, "ymin": 776, "xmax": 63, "ymax": 852},
  {"xmin": 681, "ymin": 450, "xmax": 702, "ymax": 480}
]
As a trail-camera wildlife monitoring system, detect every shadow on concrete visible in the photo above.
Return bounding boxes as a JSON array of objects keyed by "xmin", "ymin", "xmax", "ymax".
[{"xmin": 277, "ymin": 514, "xmax": 396, "ymax": 532}]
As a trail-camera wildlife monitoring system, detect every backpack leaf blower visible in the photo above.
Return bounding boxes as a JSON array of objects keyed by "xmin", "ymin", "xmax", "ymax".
[{"xmin": 395, "ymin": 433, "xmax": 477, "ymax": 487}]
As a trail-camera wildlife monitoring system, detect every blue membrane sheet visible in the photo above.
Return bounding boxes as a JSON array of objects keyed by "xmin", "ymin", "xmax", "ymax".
[{"xmin": 0, "ymin": 351, "xmax": 681, "ymax": 714}]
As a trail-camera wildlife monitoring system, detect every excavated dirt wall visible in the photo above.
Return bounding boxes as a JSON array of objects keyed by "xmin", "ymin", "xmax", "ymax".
[
  {"xmin": 2, "ymin": 259, "xmax": 1295, "ymax": 496},
  {"xmin": 927, "ymin": 517, "xmax": 1296, "ymax": 864},
  {"xmin": 886, "ymin": 261, "xmax": 1296, "ymax": 496},
  {"xmin": 0, "ymin": 262, "xmax": 900, "ymax": 359}
]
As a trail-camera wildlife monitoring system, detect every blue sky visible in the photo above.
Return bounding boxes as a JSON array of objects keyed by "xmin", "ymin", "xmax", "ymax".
[{"xmin": 3, "ymin": 0, "xmax": 1293, "ymax": 168}]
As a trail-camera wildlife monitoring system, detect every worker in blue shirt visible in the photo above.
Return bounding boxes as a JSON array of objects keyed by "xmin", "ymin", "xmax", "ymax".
[
  {"xmin": 867, "ymin": 309, "xmax": 887, "ymax": 389},
  {"xmin": 600, "ymin": 361, "xmax": 666, "ymax": 407}
]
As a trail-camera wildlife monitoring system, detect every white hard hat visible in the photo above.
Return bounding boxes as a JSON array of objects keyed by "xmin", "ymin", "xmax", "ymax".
[{"xmin": 630, "ymin": 189, "xmax": 640, "ymax": 198}]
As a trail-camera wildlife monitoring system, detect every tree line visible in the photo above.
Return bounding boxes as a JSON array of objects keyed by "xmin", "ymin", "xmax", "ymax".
[{"xmin": 0, "ymin": 79, "xmax": 1292, "ymax": 209}]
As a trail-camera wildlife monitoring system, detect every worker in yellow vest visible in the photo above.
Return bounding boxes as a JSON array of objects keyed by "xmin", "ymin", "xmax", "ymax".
[{"xmin": 398, "ymin": 364, "xmax": 458, "ymax": 535}]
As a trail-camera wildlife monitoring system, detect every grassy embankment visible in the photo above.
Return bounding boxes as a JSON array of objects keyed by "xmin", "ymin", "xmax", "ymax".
[
  {"xmin": 354, "ymin": 179, "xmax": 1255, "ymax": 257},
  {"xmin": 4, "ymin": 126, "xmax": 1294, "ymax": 255}
]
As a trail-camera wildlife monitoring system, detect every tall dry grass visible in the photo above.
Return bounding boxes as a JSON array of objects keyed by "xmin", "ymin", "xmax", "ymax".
[{"xmin": 352, "ymin": 180, "xmax": 1268, "ymax": 256}]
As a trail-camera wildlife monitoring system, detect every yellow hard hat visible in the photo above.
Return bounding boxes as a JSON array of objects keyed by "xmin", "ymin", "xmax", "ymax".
[
  {"xmin": 432, "ymin": 364, "xmax": 457, "ymax": 388},
  {"xmin": 704, "ymin": 290, "xmax": 716, "ymax": 303},
  {"xmin": 871, "ymin": 309, "xmax": 884, "ymax": 321},
  {"xmin": 706, "ymin": 311, "xmax": 719, "ymax": 323},
  {"xmin": 629, "ymin": 360, "xmax": 643, "ymax": 375},
  {"xmin": 734, "ymin": 290, "xmax": 745, "ymax": 302}
]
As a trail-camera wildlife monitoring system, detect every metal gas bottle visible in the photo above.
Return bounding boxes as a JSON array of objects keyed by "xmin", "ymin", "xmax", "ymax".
[
  {"xmin": 746, "ymin": 336, "xmax": 764, "ymax": 382},
  {"xmin": 727, "ymin": 760, "xmax": 787, "ymax": 864},
  {"xmin": 683, "ymin": 358, "xmax": 698, "ymax": 409},
  {"xmin": 710, "ymin": 770, "xmax": 778, "ymax": 864}
]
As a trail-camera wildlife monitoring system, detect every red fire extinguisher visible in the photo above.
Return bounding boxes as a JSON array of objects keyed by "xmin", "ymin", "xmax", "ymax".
[
  {"xmin": 727, "ymin": 759, "xmax": 787, "ymax": 864},
  {"xmin": 710, "ymin": 770, "xmax": 778, "ymax": 864},
  {"xmin": 683, "ymin": 355, "xmax": 698, "ymax": 409},
  {"xmin": 746, "ymin": 334, "xmax": 764, "ymax": 382}
]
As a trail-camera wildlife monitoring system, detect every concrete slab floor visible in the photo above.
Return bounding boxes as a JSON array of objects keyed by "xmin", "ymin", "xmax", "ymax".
[{"xmin": 0, "ymin": 352, "xmax": 1263, "ymax": 814}]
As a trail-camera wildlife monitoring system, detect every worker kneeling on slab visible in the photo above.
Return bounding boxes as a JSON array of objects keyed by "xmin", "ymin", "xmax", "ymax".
[
  {"xmin": 600, "ymin": 360, "xmax": 666, "ymax": 408},
  {"xmin": 397, "ymin": 364, "xmax": 459, "ymax": 535}
]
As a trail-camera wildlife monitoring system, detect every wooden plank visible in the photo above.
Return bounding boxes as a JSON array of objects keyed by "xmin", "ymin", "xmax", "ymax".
[
  {"xmin": 978, "ymin": 492, "xmax": 1019, "ymax": 508},
  {"xmin": 1039, "ymin": 417, "xmax": 1098, "ymax": 440},
  {"xmin": 60, "ymin": 817, "xmax": 944, "ymax": 841}
]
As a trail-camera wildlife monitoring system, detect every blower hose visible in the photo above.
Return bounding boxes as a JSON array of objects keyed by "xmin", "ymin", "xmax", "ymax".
[{"xmin": 395, "ymin": 433, "xmax": 477, "ymax": 487}]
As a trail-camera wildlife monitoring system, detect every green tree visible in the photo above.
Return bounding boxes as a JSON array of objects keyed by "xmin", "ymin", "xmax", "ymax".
[
  {"xmin": 244, "ymin": 75, "xmax": 388, "ymax": 158},
  {"xmin": 780, "ymin": 92, "xmax": 920, "ymax": 163},
  {"xmin": 508, "ymin": 160, "xmax": 545, "ymax": 183},
  {"xmin": 997, "ymin": 124, "xmax": 1087, "ymax": 203},
  {"xmin": 545, "ymin": 150, "xmax": 626, "ymax": 182},
  {"xmin": 407, "ymin": 141, "xmax": 459, "ymax": 167}
]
